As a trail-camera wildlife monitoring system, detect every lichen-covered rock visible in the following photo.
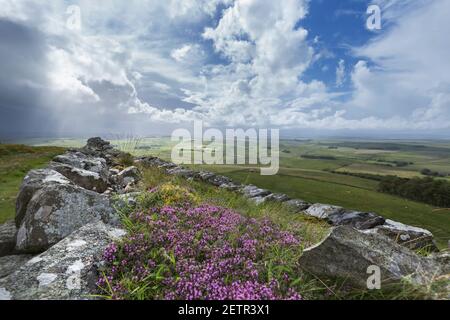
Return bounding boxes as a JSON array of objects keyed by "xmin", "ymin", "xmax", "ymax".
[
  {"xmin": 78, "ymin": 137, "xmax": 126, "ymax": 165},
  {"xmin": 240, "ymin": 185, "xmax": 271, "ymax": 199},
  {"xmin": 49, "ymin": 162, "xmax": 108, "ymax": 193},
  {"xmin": 305, "ymin": 204, "xmax": 344, "ymax": 219},
  {"xmin": 15, "ymin": 169, "xmax": 72, "ymax": 228},
  {"xmin": 166, "ymin": 167, "xmax": 195, "ymax": 178},
  {"xmin": 0, "ymin": 222, "xmax": 126, "ymax": 300},
  {"xmin": 365, "ymin": 219, "xmax": 439, "ymax": 252},
  {"xmin": 114, "ymin": 166, "xmax": 141, "ymax": 188},
  {"xmin": 53, "ymin": 152, "xmax": 108, "ymax": 176},
  {"xmin": 299, "ymin": 226, "xmax": 444, "ymax": 288},
  {"xmin": 0, "ymin": 221, "xmax": 17, "ymax": 257},
  {"xmin": 285, "ymin": 199, "xmax": 311, "ymax": 212},
  {"xmin": 0, "ymin": 255, "xmax": 33, "ymax": 279},
  {"xmin": 219, "ymin": 182, "xmax": 241, "ymax": 191},
  {"xmin": 15, "ymin": 180, "xmax": 117, "ymax": 253},
  {"xmin": 252, "ymin": 193, "xmax": 290, "ymax": 205},
  {"xmin": 305, "ymin": 204, "xmax": 385, "ymax": 230},
  {"xmin": 327, "ymin": 210, "xmax": 385, "ymax": 230}
]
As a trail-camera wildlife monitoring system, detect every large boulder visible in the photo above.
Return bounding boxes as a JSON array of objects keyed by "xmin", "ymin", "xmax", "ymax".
[
  {"xmin": 305, "ymin": 204, "xmax": 385, "ymax": 230},
  {"xmin": 15, "ymin": 169, "xmax": 72, "ymax": 228},
  {"xmin": 49, "ymin": 162, "xmax": 108, "ymax": 193},
  {"xmin": 364, "ymin": 219, "xmax": 439, "ymax": 252},
  {"xmin": 0, "ymin": 221, "xmax": 17, "ymax": 257},
  {"xmin": 15, "ymin": 170, "xmax": 117, "ymax": 253},
  {"xmin": 299, "ymin": 226, "xmax": 445, "ymax": 288},
  {"xmin": 0, "ymin": 222, "xmax": 126, "ymax": 300}
]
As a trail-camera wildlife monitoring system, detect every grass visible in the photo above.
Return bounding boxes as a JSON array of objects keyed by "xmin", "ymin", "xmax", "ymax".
[
  {"xmin": 208, "ymin": 168, "xmax": 450, "ymax": 248},
  {"xmin": 0, "ymin": 144, "xmax": 66, "ymax": 223}
]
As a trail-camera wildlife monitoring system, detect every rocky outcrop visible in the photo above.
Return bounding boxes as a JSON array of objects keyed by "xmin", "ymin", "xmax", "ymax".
[
  {"xmin": 79, "ymin": 137, "xmax": 127, "ymax": 166},
  {"xmin": 0, "ymin": 222, "xmax": 126, "ymax": 300},
  {"xmin": 11, "ymin": 138, "xmax": 142, "ymax": 254},
  {"xmin": 15, "ymin": 180, "xmax": 117, "ymax": 253},
  {"xmin": 299, "ymin": 226, "xmax": 447, "ymax": 289},
  {"xmin": 0, "ymin": 221, "xmax": 17, "ymax": 257}
]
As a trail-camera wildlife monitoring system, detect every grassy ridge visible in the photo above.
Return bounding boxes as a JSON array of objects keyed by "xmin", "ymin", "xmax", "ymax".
[{"xmin": 0, "ymin": 144, "xmax": 65, "ymax": 223}]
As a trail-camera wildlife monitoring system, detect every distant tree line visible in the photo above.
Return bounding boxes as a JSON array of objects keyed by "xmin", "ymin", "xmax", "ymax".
[
  {"xmin": 420, "ymin": 168, "xmax": 448, "ymax": 178},
  {"xmin": 374, "ymin": 159, "xmax": 413, "ymax": 167},
  {"xmin": 378, "ymin": 176, "xmax": 450, "ymax": 207},
  {"xmin": 302, "ymin": 155, "xmax": 337, "ymax": 160},
  {"xmin": 330, "ymin": 170, "xmax": 385, "ymax": 181}
]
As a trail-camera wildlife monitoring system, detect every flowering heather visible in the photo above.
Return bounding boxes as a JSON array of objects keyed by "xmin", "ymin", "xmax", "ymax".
[{"xmin": 98, "ymin": 204, "xmax": 303, "ymax": 300}]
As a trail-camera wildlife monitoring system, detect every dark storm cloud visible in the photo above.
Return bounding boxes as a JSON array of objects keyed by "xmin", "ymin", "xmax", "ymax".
[{"xmin": 0, "ymin": 19, "xmax": 56, "ymax": 137}]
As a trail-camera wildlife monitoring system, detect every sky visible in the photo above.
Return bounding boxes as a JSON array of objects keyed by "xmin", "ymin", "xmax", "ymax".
[{"xmin": 0, "ymin": 0, "xmax": 449, "ymax": 138}]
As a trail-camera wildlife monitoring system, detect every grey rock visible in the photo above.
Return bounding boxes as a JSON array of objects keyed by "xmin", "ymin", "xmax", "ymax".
[
  {"xmin": 327, "ymin": 210, "xmax": 385, "ymax": 230},
  {"xmin": 16, "ymin": 179, "xmax": 117, "ymax": 253},
  {"xmin": 305, "ymin": 204, "xmax": 344, "ymax": 219},
  {"xmin": 263, "ymin": 193, "xmax": 291, "ymax": 203},
  {"xmin": 299, "ymin": 226, "xmax": 444, "ymax": 288},
  {"xmin": 166, "ymin": 167, "xmax": 195, "ymax": 178},
  {"xmin": 78, "ymin": 138, "xmax": 126, "ymax": 165},
  {"xmin": 15, "ymin": 169, "xmax": 72, "ymax": 228},
  {"xmin": 219, "ymin": 182, "xmax": 241, "ymax": 191},
  {"xmin": 197, "ymin": 171, "xmax": 216, "ymax": 181},
  {"xmin": 251, "ymin": 193, "xmax": 290, "ymax": 205},
  {"xmin": 0, "ymin": 222, "xmax": 126, "ymax": 300},
  {"xmin": 365, "ymin": 219, "xmax": 439, "ymax": 252},
  {"xmin": 53, "ymin": 152, "xmax": 108, "ymax": 176},
  {"xmin": 240, "ymin": 185, "xmax": 271, "ymax": 199},
  {"xmin": 0, "ymin": 221, "xmax": 17, "ymax": 257},
  {"xmin": 284, "ymin": 199, "xmax": 311, "ymax": 212},
  {"xmin": 305, "ymin": 204, "xmax": 385, "ymax": 230},
  {"xmin": 49, "ymin": 162, "xmax": 108, "ymax": 193},
  {"xmin": 84, "ymin": 137, "xmax": 113, "ymax": 152},
  {"xmin": 116, "ymin": 166, "xmax": 141, "ymax": 187},
  {"xmin": 207, "ymin": 175, "xmax": 234, "ymax": 187},
  {"xmin": 109, "ymin": 168, "xmax": 120, "ymax": 176},
  {"xmin": 0, "ymin": 255, "xmax": 33, "ymax": 279}
]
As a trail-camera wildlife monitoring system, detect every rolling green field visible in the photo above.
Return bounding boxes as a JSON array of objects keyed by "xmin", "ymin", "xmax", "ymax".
[
  {"xmin": 2, "ymin": 137, "xmax": 450, "ymax": 247},
  {"xmin": 0, "ymin": 144, "xmax": 66, "ymax": 224}
]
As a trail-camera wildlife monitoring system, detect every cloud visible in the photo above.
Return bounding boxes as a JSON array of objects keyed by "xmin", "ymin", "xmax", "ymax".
[
  {"xmin": 0, "ymin": 0, "xmax": 449, "ymax": 137},
  {"xmin": 335, "ymin": 59, "xmax": 346, "ymax": 87},
  {"xmin": 347, "ymin": 0, "xmax": 450, "ymax": 129}
]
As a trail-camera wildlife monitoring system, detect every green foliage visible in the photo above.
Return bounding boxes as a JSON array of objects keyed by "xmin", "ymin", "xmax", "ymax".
[
  {"xmin": 0, "ymin": 144, "xmax": 65, "ymax": 223},
  {"xmin": 379, "ymin": 176, "xmax": 450, "ymax": 207},
  {"xmin": 117, "ymin": 152, "xmax": 135, "ymax": 167}
]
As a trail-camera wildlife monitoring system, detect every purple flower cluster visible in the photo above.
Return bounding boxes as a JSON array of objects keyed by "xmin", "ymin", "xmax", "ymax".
[{"xmin": 98, "ymin": 204, "xmax": 302, "ymax": 300}]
